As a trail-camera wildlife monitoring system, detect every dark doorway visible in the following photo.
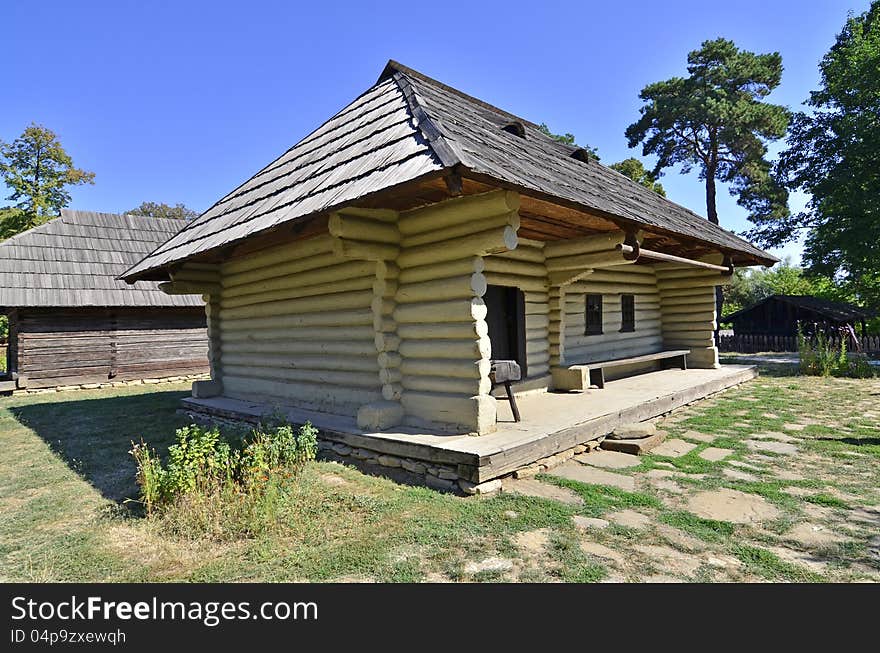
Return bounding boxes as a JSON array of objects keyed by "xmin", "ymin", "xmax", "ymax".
[{"xmin": 484, "ymin": 284, "xmax": 527, "ymax": 376}]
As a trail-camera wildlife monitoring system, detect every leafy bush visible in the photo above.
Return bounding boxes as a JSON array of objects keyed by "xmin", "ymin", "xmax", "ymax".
[
  {"xmin": 130, "ymin": 418, "xmax": 318, "ymax": 519},
  {"xmin": 797, "ymin": 323, "xmax": 877, "ymax": 378}
]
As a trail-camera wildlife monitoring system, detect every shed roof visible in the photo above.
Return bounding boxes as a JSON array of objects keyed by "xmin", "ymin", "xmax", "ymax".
[
  {"xmin": 724, "ymin": 294, "xmax": 876, "ymax": 323},
  {"xmin": 123, "ymin": 60, "xmax": 777, "ymax": 281},
  {"xmin": 0, "ymin": 210, "xmax": 203, "ymax": 309}
]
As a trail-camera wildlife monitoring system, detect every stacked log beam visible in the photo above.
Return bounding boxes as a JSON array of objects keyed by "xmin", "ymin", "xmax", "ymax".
[
  {"xmin": 217, "ymin": 234, "xmax": 381, "ymax": 415},
  {"xmin": 394, "ymin": 190, "xmax": 520, "ymax": 433},
  {"xmin": 656, "ymin": 258, "xmax": 731, "ymax": 368}
]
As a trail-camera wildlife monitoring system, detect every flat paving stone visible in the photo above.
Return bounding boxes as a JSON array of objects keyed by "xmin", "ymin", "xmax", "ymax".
[
  {"xmin": 650, "ymin": 438, "xmax": 698, "ymax": 458},
  {"xmin": 608, "ymin": 509, "xmax": 652, "ymax": 529},
  {"xmin": 686, "ymin": 488, "xmax": 780, "ymax": 524},
  {"xmin": 783, "ymin": 423, "xmax": 807, "ymax": 431},
  {"xmin": 577, "ymin": 450, "xmax": 642, "ymax": 469},
  {"xmin": 464, "ymin": 557, "xmax": 514, "ymax": 574},
  {"xmin": 580, "ymin": 541, "xmax": 626, "ymax": 566},
  {"xmin": 572, "ymin": 516, "xmax": 609, "ymax": 530},
  {"xmin": 746, "ymin": 440, "xmax": 799, "ymax": 455},
  {"xmin": 698, "ymin": 447, "xmax": 734, "ymax": 462},
  {"xmin": 601, "ymin": 431, "xmax": 666, "ymax": 455},
  {"xmin": 682, "ymin": 430, "xmax": 716, "ymax": 443},
  {"xmin": 502, "ymin": 478, "xmax": 584, "ymax": 506},
  {"xmin": 723, "ymin": 467, "xmax": 758, "ymax": 482},
  {"xmin": 550, "ymin": 462, "xmax": 636, "ymax": 491},
  {"xmin": 754, "ymin": 431, "xmax": 799, "ymax": 442},
  {"xmin": 786, "ymin": 523, "xmax": 847, "ymax": 548}
]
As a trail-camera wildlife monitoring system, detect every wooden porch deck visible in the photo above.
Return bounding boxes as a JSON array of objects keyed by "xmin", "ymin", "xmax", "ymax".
[{"xmin": 182, "ymin": 365, "xmax": 757, "ymax": 484}]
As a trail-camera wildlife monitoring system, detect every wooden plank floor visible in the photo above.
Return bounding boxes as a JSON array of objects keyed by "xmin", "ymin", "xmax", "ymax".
[{"xmin": 182, "ymin": 365, "xmax": 758, "ymax": 483}]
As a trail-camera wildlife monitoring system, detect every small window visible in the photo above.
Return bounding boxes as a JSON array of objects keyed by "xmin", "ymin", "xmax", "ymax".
[
  {"xmin": 620, "ymin": 294, "xmax": 635, "ymax": 333},
  {"xmin": 585, "ymin": 294, "xmax": 603, "ymax": 335}
]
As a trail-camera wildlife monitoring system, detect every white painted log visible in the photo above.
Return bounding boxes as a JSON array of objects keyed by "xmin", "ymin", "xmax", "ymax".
[
  {"xmin": 395, "ymin": 273, "xmax": 487, "ymax": 304},
  {"xmin": 525, "ymin": 300, "xmax": 550, "ymax": 314},
  {"xmin": 658, "ymin": 276, "xmax": 730, "ymax": 290},
  {"xmin": 377, "ymin": 351, "xmax": 401, "ymax": 368},
  {"xmin": 374, "ymin": 332, "xmax": 401, "ymax": 352},
  {"xmin": 336, "ymin": 206, "xmax": 398, "ymax": 223},
  {"xmin": 396, "ymin": 322, "xmax": 488, "ymax": 340},
  {"xmin": 397, "ymin": 257, "xmax": 483, "ymax": 284},
  {"xmin": 224, "ymin": 251, "xmax": 339, "ymax": 289},
  {"xmin": 221, "ymin": 309, "xmax": 373, "ymax": 331},
  {"xmin": 160, "ymin": 281, "xmax": 222, "ymax": 295},
  {"xmin": 496, "ymin": 244, "xmax": 545, "ymax": 264},
  {"xmin": 661, "ymin": 311, "xmax": 716, "ymax": 325},
  {"xmin": 393, "ymin": 297, "xmax": 487, "ymax": 324},
  {"xmin": 544, "ymin": 231, "xmax": 626, "ymax": 258},
  {"xmin": 401, "ymin": 211, "xmax": 519, "ymax": 247},
  {"xmin": 399, "ymin": 338, "xmax": 491, "ymax": 360},
  {"xmin": 223, "ymin": 235, "xmax": 334, "ymax": 275},
  {"xmin": 220, "ymin": 326, "xmax": 374, "ymax": 343},
  {"xmin": 545, "ymin": 249, "xmax": 632, "ymax": 271},
  {"xmin": 397, "ymin": 226, "xmax": 518, "ymax": 268},
  {"xmin": 482, "ymin": 272, "xmax": 548, "ymax": 293},
  {"xmin": 224, "ymin": 375, "xmax": 378, "ymax": 413},
  {"xmin": 687, "ymin": 346, "xmax": 720, "ymax": 369},
  {"xmin": 381, "ymin": 384, "xmax": 403, "ymax": 401},
  {"xmin": 402, "ymin": 375, "xmax": 487, "ymax": 395},
  {"xmin": 223, "ymin": 364, "xmax": 380, "ymax": 388},
  {"xmin": 399, "ymin": 358, "xmax": 489, "ymax": 379},
  {"xmin": 525, "ymin": 314, "xmax": 550, "ymax": 329},
  {"xmin": 222, "ymin": 260, "xmax": 373, "ymax": 299},
  {"xmin": 379, "ymin": 367, "xmax": 402, "ymax": 384},
  {"xmin": 661, "ymin": 302, "xmax": 717, "ymax": 315},
  {"xmin": 332, "ymin": 238, "xmax": 399, "ymax": 261},
  {"xmin": 221, "ymin": 340, "xmax": 376, "ymax": 356},
  {"xmin": 398, "ymin": 190, "xmax": 520, "ymax": 235},
  {"xmin": 219, "ymin": 289, "xmax": 373, "ymax": 320},
  {"xmin": 220, "ymin": 276, "xmax": 374, "ymax": 309},
  {"xmin": 222, "ymin": 353, "xmax": 378, "ymax": 372},
  {"xmin": 482, "ymin": 256, "xmax": 546, "ymax": 277},
  {"xmin": 328, "ymin": 212, "xmax": 400, "ymax": 243}
]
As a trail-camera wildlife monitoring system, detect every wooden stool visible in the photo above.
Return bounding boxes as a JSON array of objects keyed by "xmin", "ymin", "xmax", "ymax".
[{"xmin": 490, "ymin": 359, "xmax": 521, "ymax": 422}]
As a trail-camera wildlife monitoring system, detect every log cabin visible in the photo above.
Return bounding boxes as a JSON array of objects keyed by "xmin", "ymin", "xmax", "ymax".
[
  {"xmin": 122, "ymin": 60, "xmax": 777, "ymax": 443},
  {"xmin": 0, "ymin": 210, "xmax": 209, "ymax": 391}
]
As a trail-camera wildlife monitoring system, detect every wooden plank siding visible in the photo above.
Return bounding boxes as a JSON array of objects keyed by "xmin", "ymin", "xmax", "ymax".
[{"xmin": 10, "ymin": 307, "xmax": 209, "ymax": 388}]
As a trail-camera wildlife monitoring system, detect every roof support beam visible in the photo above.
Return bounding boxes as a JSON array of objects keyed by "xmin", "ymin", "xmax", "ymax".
[{"xmin": 616, "ymin": 244, "xmax": 734, "ymax": 275}]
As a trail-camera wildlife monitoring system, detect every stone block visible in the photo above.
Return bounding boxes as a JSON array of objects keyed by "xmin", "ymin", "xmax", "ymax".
[
  {"xmin": 192, "ymin": 380, "xmax": 223, "ymax": 398},
  {"xmin": 357, "ymin": 401, "xmax": 404, "ymax": 430}
]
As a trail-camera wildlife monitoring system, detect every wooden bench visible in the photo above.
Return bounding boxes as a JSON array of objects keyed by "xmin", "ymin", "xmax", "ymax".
[{"xmin": 551, "ymin": 349, "xmax": 690, "ymax": 391}]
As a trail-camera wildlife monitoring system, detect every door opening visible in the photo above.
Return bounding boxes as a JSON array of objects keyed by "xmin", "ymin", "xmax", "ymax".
[{"xmin": 484, "ymin": 285, "xmax": 527, "ymax": 377}]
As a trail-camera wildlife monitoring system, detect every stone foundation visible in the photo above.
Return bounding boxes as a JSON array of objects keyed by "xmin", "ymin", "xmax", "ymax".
[{"xmin": 14, "ymin": 373, "xmax": 209, "ymax": 395}]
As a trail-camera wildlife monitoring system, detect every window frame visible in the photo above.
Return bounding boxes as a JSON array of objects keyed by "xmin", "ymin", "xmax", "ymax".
[
  {"xmin": 584, "ymin": 293, "xmax": 603, "ymax": 336},
  {"xmin": 620, "ymin": 293, "xmax": 636, "ymax": 333}
]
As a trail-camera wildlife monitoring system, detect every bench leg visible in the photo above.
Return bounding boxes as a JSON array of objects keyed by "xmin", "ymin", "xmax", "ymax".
[
  {"xmin": 589, "ymin": 368, "xmax": 605, "ymax": 389},
  {"xmin": 504, "ymin": 380, "xmax": 521, "ymax": 422},
  {"xmin": 680, "ymin": 355, "xmax": 688, "ymax": 370}
]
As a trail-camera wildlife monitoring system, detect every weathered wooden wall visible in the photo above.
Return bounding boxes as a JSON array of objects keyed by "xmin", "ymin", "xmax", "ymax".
[
  {"xmin": 656, "ymin": 260, "xmax": 729, "ymax": 368},
  {"xmin": 217, "ymin": 234, "xmax": 381, "ymax": 415},
  {"xmin": 9, "ymin": 307, "xmax": 208, "ymax": 388}
]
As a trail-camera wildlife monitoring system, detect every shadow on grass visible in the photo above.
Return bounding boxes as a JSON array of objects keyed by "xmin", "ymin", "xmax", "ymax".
[
  {"xmin": 9, "ymin": 389, "xmax": 192, "ymax": 505},
  {"xmin": 815, "ymin": 436, "xmax": 880, "ymax": 447}
]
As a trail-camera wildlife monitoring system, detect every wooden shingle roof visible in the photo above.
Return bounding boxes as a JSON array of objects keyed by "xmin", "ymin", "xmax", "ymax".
[
  {"xmin": 0, "ymin": 210, "xmax": 203, "ymax": 308},
  {"xmin": 724, "ymin": 295, "xmax": 876, "ymax": 323},
  {"xmin": 123, "ymin": 60, "xmax": 776, "ymax": 281}
]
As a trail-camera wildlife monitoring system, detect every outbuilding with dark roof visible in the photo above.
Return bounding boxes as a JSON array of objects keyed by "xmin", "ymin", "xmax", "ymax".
[{"xmin": 0, "ymin": 210, "xmax": 209, "ymax": 390}]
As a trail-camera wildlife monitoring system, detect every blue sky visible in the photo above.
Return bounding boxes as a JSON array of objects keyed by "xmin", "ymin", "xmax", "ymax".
[{"xmin": 3, "ymin": 0, "xmax": 870, "ymax": 264}]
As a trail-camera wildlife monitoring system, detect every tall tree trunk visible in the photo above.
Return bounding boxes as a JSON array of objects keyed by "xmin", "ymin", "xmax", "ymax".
[
  {"xmin": 705, "ymin": 174, "xmax": 719, "ymax": 225},
  {"xmin": 705, "ymin": 169, "xmax": 723, "ymax": 346}
]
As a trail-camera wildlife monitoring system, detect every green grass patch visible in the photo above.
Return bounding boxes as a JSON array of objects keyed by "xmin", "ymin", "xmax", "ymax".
[
  {"xmin": 659, "ymin": 511, "xmax": 736, "ymax": 543},
  {"xmin": 539, "ymin": 475, "xmax": 661, "ymax": 516},
  {"xmin": 803, "ymin": 493, "xmax": 850, "ymax": 509},
  {"xmin": 730, "ymin": 544, "xmax": 825, "ymax": 582}
]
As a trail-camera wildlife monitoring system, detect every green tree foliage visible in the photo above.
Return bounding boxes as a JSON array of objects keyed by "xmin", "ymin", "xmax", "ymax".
[
  {"xmin": 0, "ymin": 124, "xmax": 94, "ymax": 236},
  {"xmin": 538, "ymin": 123, "xmax": 600, "ymax": 160},
  {"xmin": 609, "ymin": 158, "xmax": 666, "ymax": 196},
  {"xmin": 749, "ymin": 2, "xmax": 880, "ymax": 310},
  {"xmin": 128, "ymin": 201, "xmax": 199, "ymax": 220},
  {"xmin": 625, "ymin": 38, "xmax": 790, "ymax": 226}
]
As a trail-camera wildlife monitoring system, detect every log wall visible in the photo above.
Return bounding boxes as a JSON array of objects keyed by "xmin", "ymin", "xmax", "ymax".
[
  {"xmin": 217, "ymin": 234, "xmax": 382, "ymax": 415},
  {"xmin": 9, "ymin": 307, "xmax": 208, "ymax": 389},
  {"xmin": 565, "ymin": 264, "xmax": 663, "ymax": 379},
  {"xmin": 656, "ymin": 260, "xmax": 729, "ymax": 368}
]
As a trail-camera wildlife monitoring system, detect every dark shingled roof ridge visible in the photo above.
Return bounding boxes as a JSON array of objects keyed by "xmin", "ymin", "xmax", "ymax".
[
  {"xmin": 0, "ymin": 210, "xmax": 203, "ymax": 308},
  {"xmin": 122, "ymin": 59, "xmax": 776, "ymax": 281},
  {"xmin": 723, "ymin": 294, "xmax": 876, "ymax": 322}
]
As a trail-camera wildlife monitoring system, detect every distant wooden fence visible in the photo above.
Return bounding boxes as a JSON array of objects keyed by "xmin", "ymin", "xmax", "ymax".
[{"xmin": 719, "ymin": 333, "xmax": 880, "ymax": 353}]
